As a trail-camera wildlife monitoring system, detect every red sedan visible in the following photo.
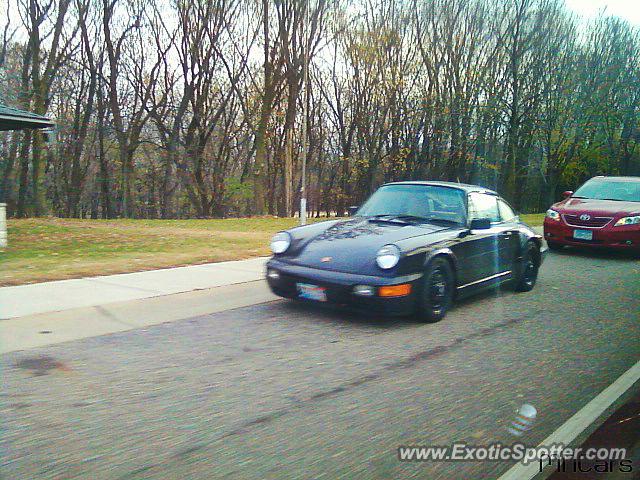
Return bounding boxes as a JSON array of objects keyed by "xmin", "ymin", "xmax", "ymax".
[{"xmin": 543, "ymin": 176, "xmax": 640, "ymax": 254}]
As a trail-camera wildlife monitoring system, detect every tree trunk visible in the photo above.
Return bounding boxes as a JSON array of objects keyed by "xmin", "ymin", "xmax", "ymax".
[
  {"xmin": 97, "ymin": 88, "xmax": 112, "ymax": 219},
  {"xmin": 16, "ymin": 131, "xmax": 32, "ymax": 218},
  {"xmin": 0, "ymin": 132, "xmax": 19, "ymax": 206}
]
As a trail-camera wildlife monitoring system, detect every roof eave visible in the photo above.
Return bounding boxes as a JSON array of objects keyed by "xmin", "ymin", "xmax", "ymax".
[{"xmin": 0, "ymin": 113, "xmax": 55, "ymax": 131}]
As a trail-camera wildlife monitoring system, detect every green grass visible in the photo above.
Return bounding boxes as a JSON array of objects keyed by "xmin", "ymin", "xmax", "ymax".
[
  {"xmin": 0, "ymin": 214, "xmax": 544, "ymax": 286},
  {"xmin": 0, "ymin": 217, "xmax": 329, "ymax": 286},
  {"xmin": 520, "ymin": 213, "xmax": 545, "ymax": 226}
]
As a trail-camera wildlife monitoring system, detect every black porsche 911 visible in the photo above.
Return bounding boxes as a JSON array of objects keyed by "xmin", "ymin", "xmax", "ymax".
[{"xmin": 266, "ymin": 181, "xmax": 547, "ymax": 322}]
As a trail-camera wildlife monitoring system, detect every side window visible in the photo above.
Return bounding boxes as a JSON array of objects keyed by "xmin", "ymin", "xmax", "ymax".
[
  {"xmin": 498, "ymin": 199, "xmax": 516, "ymax": 222},
  {"xmin": 468, "ymin": 193, "xmax": 500, "ymax": 223}
]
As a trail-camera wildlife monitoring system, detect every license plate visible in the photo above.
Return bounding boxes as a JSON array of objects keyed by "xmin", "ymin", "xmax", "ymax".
[
  {"xmin": 573, "ymin": 229, "xmax": 593, "ymax": 241},
  {"xmin": 297, "ymin": 283, "xmax": 327, "ymax": 302}
]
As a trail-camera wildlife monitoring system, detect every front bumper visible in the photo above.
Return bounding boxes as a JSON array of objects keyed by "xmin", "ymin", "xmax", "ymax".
[
  {"xmin": 265, "ymin": 258, "xmax": 422, "ymax": 316},
  {"xmin": 543, "ymin": 218, "xmax": 640, "ymax": 251}
]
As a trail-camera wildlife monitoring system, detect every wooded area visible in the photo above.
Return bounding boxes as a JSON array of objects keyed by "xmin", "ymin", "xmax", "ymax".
[{"xmin": 1, "ymin": 0, "xmax": 639, "ymax": 219}]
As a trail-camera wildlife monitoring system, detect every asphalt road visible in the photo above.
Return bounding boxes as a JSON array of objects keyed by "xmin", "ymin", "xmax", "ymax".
[{"xmin": 2, "ymin": 249, "xmax": 640, "ymax": 480}]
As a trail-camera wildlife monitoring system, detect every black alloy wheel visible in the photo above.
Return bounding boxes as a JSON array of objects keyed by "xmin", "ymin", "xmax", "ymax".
[
  {"xmin": 418, "ymin": 257, "xmax": 454, "ymax": 323},
  {"xmin": 513, "ymin": 242, "xmax": 540, "ymax": 292}
]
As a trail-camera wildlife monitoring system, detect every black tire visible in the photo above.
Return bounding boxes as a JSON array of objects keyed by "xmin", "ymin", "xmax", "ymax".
[
  {"xmin": 513, "ymin": 242, "xmax": 540, "ymax": 292},
  {"xmin": 417, "ymin": 257, "xmax": 455, "ymax": 323},
  {"xmin": 547, "ymin": 241, "xmax": 563, "ymax": 251}
]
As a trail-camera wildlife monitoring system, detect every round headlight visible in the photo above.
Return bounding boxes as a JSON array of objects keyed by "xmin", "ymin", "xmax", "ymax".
[
  {"xmin": 270, "ymin": 232, "xmax": 291, "ymax": 254},
  {"xmin": 376, "ymin": 244, "xmax": 401, "ymax": 269},
  {"xmin": 546, "ymin": 209, "xmax": 560, "ymax": 221}
]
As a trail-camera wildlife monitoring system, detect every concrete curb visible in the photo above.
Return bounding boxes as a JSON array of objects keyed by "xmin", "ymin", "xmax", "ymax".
[
  {"xmin": 0, "ymin": 257, "xmax": 269, "ymax": 319},
  {"xmin": 0, "ymin": 280, "xmax": 277, "ymax": 353}
]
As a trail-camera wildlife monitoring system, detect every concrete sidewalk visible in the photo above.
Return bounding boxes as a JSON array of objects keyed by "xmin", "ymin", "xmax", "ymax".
[{"xmin": 0, "ymin": 257, "xmax": 269, "ymax": 319}]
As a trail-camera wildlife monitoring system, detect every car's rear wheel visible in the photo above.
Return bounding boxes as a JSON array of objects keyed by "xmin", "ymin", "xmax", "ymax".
[
  {"xmin": 417, "ymin": 257, "xmax": 454, "ymax": 323},
  {"xmin": 513, "ymin": 242, "xmax": 540, "ymax": 292}
]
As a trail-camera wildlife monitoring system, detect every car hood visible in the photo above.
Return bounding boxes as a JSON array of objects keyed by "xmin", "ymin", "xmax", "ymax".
[
  {"xmin": 554, "ymin": 198, "xmax": 640, "ymax": 216},
  {"xmin": 286, "ymin": 217, "xmax": 450, "ymax": 272}
]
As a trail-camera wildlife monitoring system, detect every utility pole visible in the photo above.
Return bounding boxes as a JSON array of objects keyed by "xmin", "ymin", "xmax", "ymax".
[{"xmin": 300, "ymin": 0, "xmax": 310, "ymax": 225}]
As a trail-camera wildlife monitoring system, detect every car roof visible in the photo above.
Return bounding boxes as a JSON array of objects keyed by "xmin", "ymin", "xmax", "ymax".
[
  {"xmin": 382, "ymin": 180, "xmax": 498, "ymax": 195},
  {"xmin": 590, "ymin": 176, "xmax": 640, "ymax": 183}
]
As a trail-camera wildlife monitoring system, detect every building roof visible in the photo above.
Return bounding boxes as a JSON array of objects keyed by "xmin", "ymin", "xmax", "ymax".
[
  {"xmin": 0, "ymin": 104, "xmax": 55, "ymax": 131},
  {"xmin": 384, "ymin": 180, "xmax": 498, "ymax": 195}
]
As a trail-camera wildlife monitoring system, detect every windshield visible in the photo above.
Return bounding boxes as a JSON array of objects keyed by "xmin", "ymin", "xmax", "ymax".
[
  {"xmin": 573, "ymin": 179, "xmax": 640, "ymax": 202},
  {"xmin": 356, "ymin": 184, "xmax": 467, "ymax": 224}
]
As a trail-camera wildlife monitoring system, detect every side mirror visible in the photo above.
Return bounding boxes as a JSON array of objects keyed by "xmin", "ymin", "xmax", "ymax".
[
  {"xmin": 562, "ymin": 191, "xmax": 573, "ymax": 199},
  {"xmin": 470, "ymin": 218, "xmax": 491, "ymax": 230},
  {"xmin": 347, "ymin": 206, "xmax": 359, "ymax": 216}
]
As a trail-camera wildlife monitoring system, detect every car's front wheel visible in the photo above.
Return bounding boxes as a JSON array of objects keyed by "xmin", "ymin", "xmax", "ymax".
[
  {"xmin": 513, "ymin": 242, "xmax": 540, "ymax": 292},
  {"xmin": 547, "ymin": 241, "xmax": 563, "ymax": 251},
  {"xmin": 417, "ymin": 257, "xmax": 454, "ymax": 323}
]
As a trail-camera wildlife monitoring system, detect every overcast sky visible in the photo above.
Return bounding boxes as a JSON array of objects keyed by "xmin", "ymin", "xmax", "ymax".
[
  {"xmin": 564, "ymin": 0, "xmax": 640, "ymax": 25},
  {"xmin": 1, "ymin": 1, "xmax": 639, "ymax": 42}
]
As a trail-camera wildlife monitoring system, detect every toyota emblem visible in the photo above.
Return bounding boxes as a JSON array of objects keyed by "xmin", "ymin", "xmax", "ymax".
[
  {"xmin": 321, "ymin": 256, "xmax": 332, "ymax": 262},
  {"xmin": 579, "ymin": 214, "xmax": 591, "ymax": 221}
]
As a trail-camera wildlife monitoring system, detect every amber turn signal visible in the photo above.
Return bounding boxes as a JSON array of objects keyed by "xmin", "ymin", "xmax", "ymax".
[{"xmin": 378, "ymin": 283, "xmax": 412, "ymax": 297}]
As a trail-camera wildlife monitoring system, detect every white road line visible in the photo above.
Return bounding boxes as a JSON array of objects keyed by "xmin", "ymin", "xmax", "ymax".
[{"xmin": 497, "ymin": 359, "xmax": 640, "ymax": 480}]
